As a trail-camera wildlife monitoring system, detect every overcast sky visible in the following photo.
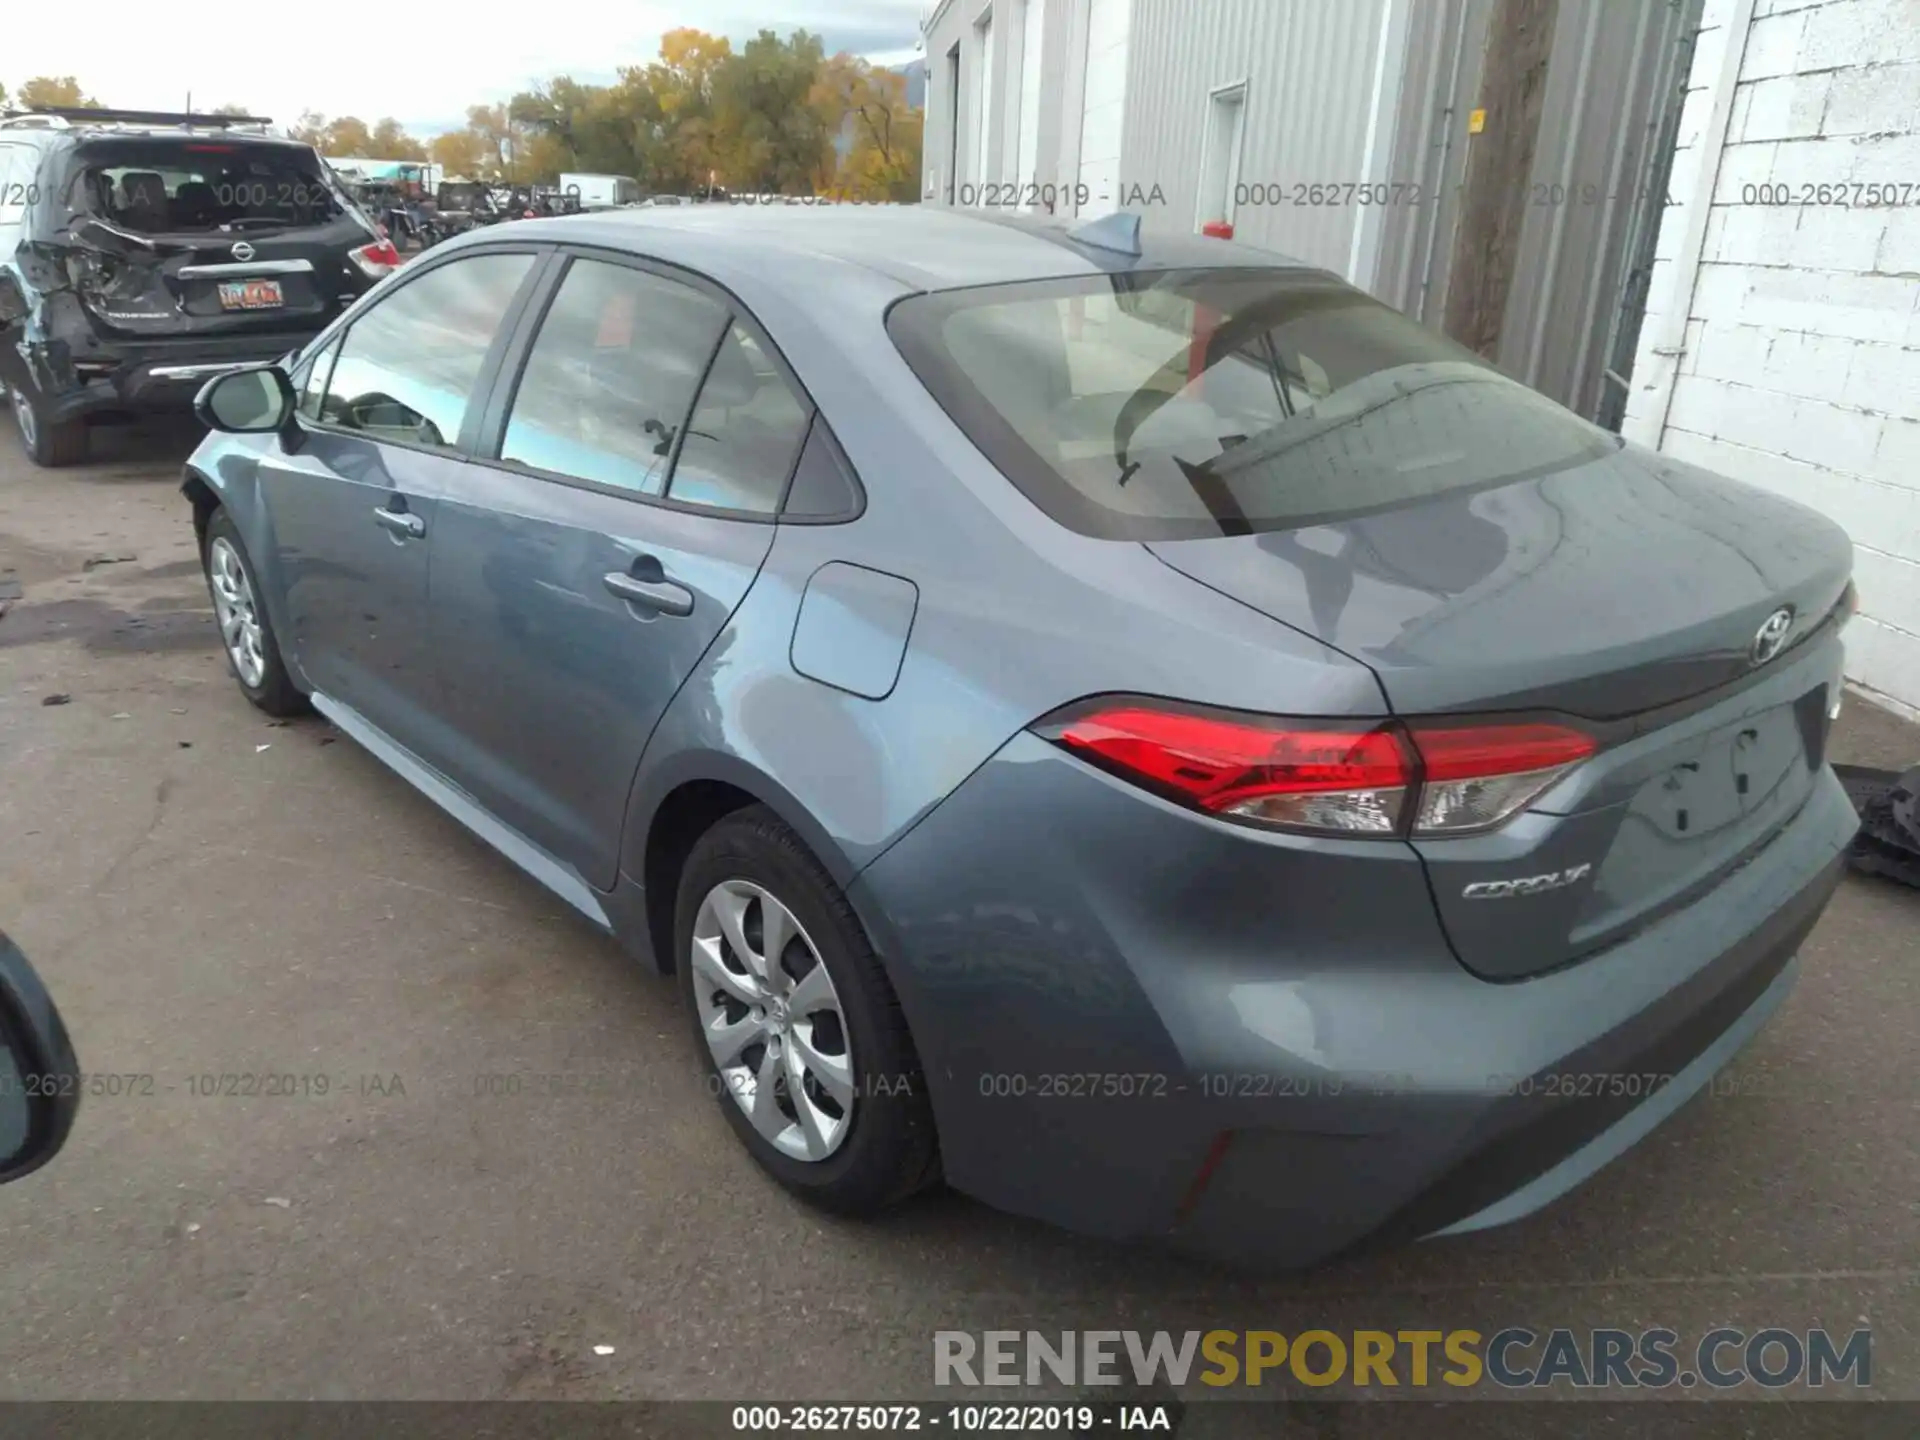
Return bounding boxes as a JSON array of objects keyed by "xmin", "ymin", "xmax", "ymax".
[{"xmin": 4, "ymin": 0, "xmax": 927, "ymax": 136}]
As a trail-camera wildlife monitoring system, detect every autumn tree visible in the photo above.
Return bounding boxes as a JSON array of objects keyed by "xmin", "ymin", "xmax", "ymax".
[
  {"xmin": 322, "ymin": 116, "xmax": 375, "ymax": 156},
  {"xmin": 210, "ymin": 102, "xmax": 253, "ymax": 116},
  {"xmin": 429, "ymin": 129, "xmax": 486, "ymax": 178},
  {"xmin": 286, "ymin": 110, "xmax": 327, "ymax": 147},
  {"xmin": 645, "ymin": 28, "xmax": 733, "ymax": 192},
  {"xmin": 462, "ymin": 103, "xmax": 526, "ymax": 181},
  {"xmin": 815, "ymin": 57, "xmax": 923, "ymax": 201},
  {"xmin": 369, "ymin": 117, "xmax": 429, "ymax": 161},
  {"xmin": 392, "ymin": 25, "xmax": 928, "ymax": 198},
  {"xmin": 16, "ymin": 76, "xmax": 100, "ymax": 109},
  {"xmin": 711, "ymin": 30, "xmax": 834, "ymax": 195}
]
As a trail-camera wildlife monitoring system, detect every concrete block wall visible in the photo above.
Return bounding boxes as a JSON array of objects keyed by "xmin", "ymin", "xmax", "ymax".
[{"xmin": 1625, "ymin": 0, "xmax": 1920, "ymax": 717}]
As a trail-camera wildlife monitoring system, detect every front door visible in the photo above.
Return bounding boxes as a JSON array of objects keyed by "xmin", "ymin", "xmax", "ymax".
[{"xmin": 260, "ymin": 249, "xmax": 540, "ymax": 748}]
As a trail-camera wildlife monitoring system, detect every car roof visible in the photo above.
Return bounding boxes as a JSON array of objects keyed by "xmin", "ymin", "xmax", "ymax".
[{"xmin": 480, "ymin": 205, "xmax": 1314, "ymax": 297}]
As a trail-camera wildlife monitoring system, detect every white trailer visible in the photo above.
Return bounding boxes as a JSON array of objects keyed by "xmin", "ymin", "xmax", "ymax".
[{"xmin": 558, "ymin": 173, "xmax": 642, "ymax": 210}]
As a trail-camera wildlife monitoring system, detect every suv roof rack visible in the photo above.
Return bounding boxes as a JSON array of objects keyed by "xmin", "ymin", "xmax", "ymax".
[{"xmin": 0, "ymin": 106, "xmax": 277, "ymax": 132}]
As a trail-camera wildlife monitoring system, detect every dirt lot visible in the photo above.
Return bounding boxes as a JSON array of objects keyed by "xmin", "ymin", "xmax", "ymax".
[{"xmin": 0, "ymin": 416, "xmax": 1916, "ymax": 1408}]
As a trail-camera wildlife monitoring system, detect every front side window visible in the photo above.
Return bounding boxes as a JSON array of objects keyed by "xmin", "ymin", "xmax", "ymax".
[
  {"xmin": 501, "ymin": 258, "xmax": 728, "ymax": 496},
  {"xmin": 317, "ymin": 252, "xmax": 534, "ymax": 449},
  {"xmin": 888, "ymin": 267, "xmax": 1618, "ymax": 540},
  {"xmin": 294, "ymin": 335, "xmax": 341, "ymax": 421},
  {"xmin": 666, "ymin": 324, "xmax": 812, "ymax": 514}
]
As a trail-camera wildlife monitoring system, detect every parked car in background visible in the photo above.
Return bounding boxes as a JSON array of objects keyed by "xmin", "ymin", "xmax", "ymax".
[
  {"xmin": 0, "ymin": 106, "xmax": 399, "ymax": 467},
  {"xmin": 179, "ymin": 206, "xmax": 1859, "ymax": 1267}
]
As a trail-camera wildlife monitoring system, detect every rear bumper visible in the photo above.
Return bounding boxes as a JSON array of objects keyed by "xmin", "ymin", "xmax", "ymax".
[
  {"xmin": 850, "ymin": 738, "xmax": 1858, "ymax": 1269},
  {"xmin": 13, "ymin": 317, "xmax": 324, "ymax": 424}
]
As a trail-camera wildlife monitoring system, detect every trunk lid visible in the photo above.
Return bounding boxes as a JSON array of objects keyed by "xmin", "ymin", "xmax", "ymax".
[
  {"xmin": 1147, "ymin": 444, "xmax": 1855, "ymax": 979},
  {"xmin": 1144, "ymin": 442, "xmax": 1852, "ymax": 720}
]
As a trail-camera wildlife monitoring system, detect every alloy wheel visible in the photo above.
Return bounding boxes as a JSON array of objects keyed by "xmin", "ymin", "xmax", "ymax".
[
  {"xmin": 690, "ymin": 878, "xmax": 856, "ymax": 1162},
  {"xmin": 207, "ymin": 537, "xmax": 267, "ymax": 688}
]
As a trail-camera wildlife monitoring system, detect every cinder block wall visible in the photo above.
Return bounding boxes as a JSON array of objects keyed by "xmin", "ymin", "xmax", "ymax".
[{"xmin": 1626, "ymin": 0, "xmax": 1920, "ymax": 717}]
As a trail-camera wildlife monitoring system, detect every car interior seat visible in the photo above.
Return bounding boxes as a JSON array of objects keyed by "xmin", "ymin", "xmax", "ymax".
[{"xmin": 114, "ymin": 172, "xmax": 171, "ymax": 232}]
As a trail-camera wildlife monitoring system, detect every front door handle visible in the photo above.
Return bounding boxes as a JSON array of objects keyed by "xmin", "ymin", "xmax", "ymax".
[
  {"xmin": 373, "ymin": 505, "xmax": 426, "ymax": 539},
  {"xmin": 603, "ymin": 571, "xmax": 693, "ymax": 617}
]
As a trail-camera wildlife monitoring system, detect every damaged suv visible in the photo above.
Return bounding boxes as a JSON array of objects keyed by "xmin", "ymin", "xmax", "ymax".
[{"xmin": 0, "ymin": 107, "xmax": 400, "ymax": 466}]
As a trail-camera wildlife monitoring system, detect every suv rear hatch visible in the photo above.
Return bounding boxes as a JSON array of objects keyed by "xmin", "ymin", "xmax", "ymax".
[
  {"xmin": 60, "ymin": 136, "xmax": 379, "ymax": 339},
  {"xmin": 887, "ymin": 261, "xmax": 1855, "ymax": 981}
]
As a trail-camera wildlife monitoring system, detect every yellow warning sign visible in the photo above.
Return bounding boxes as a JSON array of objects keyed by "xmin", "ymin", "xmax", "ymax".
[{"xmin": 1469, "ymin": 108, "xmax": 1487, "ymax": 134}]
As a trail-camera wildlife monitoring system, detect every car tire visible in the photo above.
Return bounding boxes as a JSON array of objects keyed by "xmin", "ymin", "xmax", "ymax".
[
  {"xmin": 675, "ymin": 806, "xmax": 940, "ymax": 1215},
  {"xmin": 7, "ymin": 380, "xmax": 88, "ymax": 468},
  {"xmin": 201, "ymin": 509, "xmax": 310, "ymax": 718}
]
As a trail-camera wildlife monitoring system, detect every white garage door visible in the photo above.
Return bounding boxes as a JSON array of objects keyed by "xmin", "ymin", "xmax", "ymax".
[{"xmin": 1077, "ymin": 0, "xmax": 1131, "ymax": 217}]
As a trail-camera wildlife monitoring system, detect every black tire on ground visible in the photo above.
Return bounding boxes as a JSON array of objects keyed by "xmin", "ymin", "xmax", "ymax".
[
  {"xmin": 8, "ymin": 380, "xmax": 88, "ymax": 467},
  {"xmin": 675, "ymin": 805, "xmax": 941, "ymax": 1215},
  {"xmin": 201, "ymin": 508, "xmax": 310, "ymax": 718}
]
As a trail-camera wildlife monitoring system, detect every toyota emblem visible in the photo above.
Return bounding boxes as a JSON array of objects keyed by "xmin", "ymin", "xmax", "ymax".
[
  {"xmin": 230, "ymin": 241, "xmax": 256, "ymax": 262},
  {"xmin": 1751, "ymin": 607, "xmax": 1794, "ymax": 666}
]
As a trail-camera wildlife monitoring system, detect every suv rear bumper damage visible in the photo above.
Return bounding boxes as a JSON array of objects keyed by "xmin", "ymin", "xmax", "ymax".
[{"xmin": 7, "ymin": 313, "xmax": 311, "ymax": 423}]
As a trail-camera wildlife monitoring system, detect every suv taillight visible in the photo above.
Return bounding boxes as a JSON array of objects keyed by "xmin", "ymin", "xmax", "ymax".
[
  {"xmin": 1034, "ymin": 700, "xmax": 1597, "ymax": 838},
  {"xmin": 350, "ymin": 239, "xmax": 402, "ymax": 278}
]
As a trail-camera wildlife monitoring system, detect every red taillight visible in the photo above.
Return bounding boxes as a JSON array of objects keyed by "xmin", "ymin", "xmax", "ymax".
[
  {"xmin": 1405, "ymin": 722, "xmax": 1596, "ymax": 835},
  {"xmin": 349, "ymin": 239, "xmax": 402, "ymax": 279},
  {"xmin": 1037, "ymin": 700, "xmax": 1596, "ymax": 838},
  {"xmin": 1412, "ymin": 723, "xmax": 1597, "ymax": 781}
]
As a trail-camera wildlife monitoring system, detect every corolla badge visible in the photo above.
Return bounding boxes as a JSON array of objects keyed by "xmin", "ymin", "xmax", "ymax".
[
  {"xmin": 230, "ymin": 241, "xmax": 256, "ymax": 262},
  {"xmin": 1751, "ymin": 607, "xmax": 1794, "ymax": 666},
  {"xmin": 1462, "ymin": 863, "xmax": 1593, "ymax": 900}
]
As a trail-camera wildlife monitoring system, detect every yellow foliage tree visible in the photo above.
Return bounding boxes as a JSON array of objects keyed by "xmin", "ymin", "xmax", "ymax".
[{"xmin": 16, "ymin": 76, "xmax": 100, "ymax": 109}]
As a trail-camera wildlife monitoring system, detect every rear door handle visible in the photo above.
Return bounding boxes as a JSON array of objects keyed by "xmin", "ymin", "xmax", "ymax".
[
  {"xmin": 373, "ymin": 506, "xmax": 425, "ymax": 539},
  {"xmin": 603, "ymin": 571, "xmax": 694, "ymax": 617}
]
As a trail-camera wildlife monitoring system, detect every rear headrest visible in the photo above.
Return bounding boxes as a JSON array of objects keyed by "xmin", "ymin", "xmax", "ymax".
[
  {"xmin": 701, "ymin": 331, "xmax": 759, "ymax": 408},
  {"xmin": 116, "ymin": 171, "xmax": 169, "ymax": 224},
  {"xmin": 117, "ymin": 172, "xmax": 167, "ymax": 205},
  {"xmin": 173, "ymin": 181, "xmax": 219, "ymax": 226}
]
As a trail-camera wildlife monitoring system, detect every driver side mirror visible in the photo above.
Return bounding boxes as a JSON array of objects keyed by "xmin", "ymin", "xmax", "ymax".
[
  {"xmin": 0, "ymin": 272, "xmax": 29, "ymax": 326},
  {"xmin": 194, "ymin": 365, "xmax": 298, "ymax": 434},
  {"xmin": 0, "ymin": 929, "xmax": 81, "ymax": 1184}
]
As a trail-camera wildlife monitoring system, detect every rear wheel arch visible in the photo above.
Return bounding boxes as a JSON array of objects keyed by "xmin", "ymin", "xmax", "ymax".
[{"xmin": 632, "ymin": 756, "xmax": 858, "ymax": 976}]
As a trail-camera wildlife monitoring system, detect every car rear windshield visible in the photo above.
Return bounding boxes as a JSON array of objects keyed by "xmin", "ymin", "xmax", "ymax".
[
  {"xmin": 71, "ymin": 140, "xmax": 346, "ymax": 235},
  {"xmin": 886, "ymin": 267, "xmax": 1620, "ymax": 540}
]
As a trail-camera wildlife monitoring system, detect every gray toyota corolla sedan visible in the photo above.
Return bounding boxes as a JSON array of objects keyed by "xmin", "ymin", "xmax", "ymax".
[{"xmin": 181, "ymin": 204, "xmax": 1860, "ymax": 1267}]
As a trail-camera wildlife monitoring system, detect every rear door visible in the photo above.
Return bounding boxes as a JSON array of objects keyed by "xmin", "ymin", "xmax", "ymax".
[
  {"xmin": 425, "ymin": 250, "xmax": 811, "ymax": 889},
  {"xmin": 62, "ymin": 137, "xmax": 377, "ymax": 340},
  {"xmin": 260, "ymin": 247, "xmax": 544, "ymax": 749}
]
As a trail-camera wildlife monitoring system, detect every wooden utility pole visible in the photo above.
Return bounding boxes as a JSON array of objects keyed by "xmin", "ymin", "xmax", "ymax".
[{"xmin": 1442, "ymin": 0, "xmax": 1560, "ymax": 360}]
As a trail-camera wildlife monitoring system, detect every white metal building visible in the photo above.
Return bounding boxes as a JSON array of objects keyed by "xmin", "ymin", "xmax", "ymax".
[
  {"xmin": 1623, "ymin": 0, "xmax": 1920, "ymax": 715},
  {"xmin": 921, "ymin": 0, "xmax": 1701, "ymax": 423}
]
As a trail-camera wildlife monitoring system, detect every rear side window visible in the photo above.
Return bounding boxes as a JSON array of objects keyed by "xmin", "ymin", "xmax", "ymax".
[
  {"xmin": 69, "ymin": 139, "xmax": 345, "ymax": 235},
  {"xmin": 501, "ymin": 258, "xmax": 729, "ymax": 496},
  {"xmin": 887, "ymin": 268, "xmax": 1617, "ymax": 540},
  {"xmin": 317, "ymin": 252, "xmax": 534, "ymax": 449},
  {"xmin": 666, "ymin": 324, "xmax": 812, "ymax": 514}
]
